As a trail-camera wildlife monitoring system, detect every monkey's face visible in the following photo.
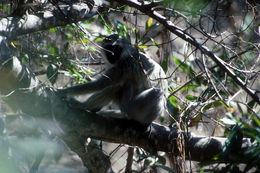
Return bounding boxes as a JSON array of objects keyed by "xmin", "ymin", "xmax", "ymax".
[
  {"xmin": 101, "ymin": 34, "xmax": 131, "ymax": 65},
  {"xmin": 103, "ymin": 44, "xmax": 123, "ymax": 64}
]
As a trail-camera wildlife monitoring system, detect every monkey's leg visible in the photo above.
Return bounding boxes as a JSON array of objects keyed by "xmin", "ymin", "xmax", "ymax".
[
  {"xmin": 125, "ymin": 88, "xmax": 164, "ymax": 124},
  {"xmin": 96, "ymin": 109, "xmax": 125, "ymax": 119}
]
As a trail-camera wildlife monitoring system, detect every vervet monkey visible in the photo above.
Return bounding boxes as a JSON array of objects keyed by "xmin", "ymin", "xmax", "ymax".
[{"xmin": 58, "ymin": 34, "xmax": 168, "ymax": 125}]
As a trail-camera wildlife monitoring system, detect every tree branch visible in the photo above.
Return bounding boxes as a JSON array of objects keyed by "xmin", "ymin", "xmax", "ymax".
[
  {"xmin": 114, "ymin": 0, "xmax": 260, "ymax": 105},
  {"xmin": 0, "ymin": 48, "xmax": 253, "ymax": 163},
  {"xmin": 0, "ymin": 2, "xmax": 96, "ymax": 39}
]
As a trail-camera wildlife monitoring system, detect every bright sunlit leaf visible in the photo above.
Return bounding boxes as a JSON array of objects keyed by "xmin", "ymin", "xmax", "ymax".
[{"xmin": 146, "ymin": 17, "xmax": 153, "ymax": 31}]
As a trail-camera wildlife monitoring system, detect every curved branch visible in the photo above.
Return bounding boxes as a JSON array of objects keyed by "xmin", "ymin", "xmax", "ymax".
[
  {"xmin": 0, "ymin": 2, "xmax": 96, "ymax": 39},
  {"xmin": 114, "ymin": 0, "xmax": 260, "ymax": 105}
]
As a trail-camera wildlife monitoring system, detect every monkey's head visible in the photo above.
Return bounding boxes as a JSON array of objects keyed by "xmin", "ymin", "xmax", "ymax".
[{"xmin": 101, "ymin": 34, "xmax": 137, "ymax": 64}]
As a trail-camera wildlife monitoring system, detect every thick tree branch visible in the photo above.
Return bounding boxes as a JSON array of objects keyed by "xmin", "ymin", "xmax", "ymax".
[
  {"xmin": 0, "ymin": 2, "xmax": 96, "ymax": 39},
  {"xmin": 114, "ymin": 0, "xmax": 260, "ymax": 105},
  {"xmin": 0, "ymin": 47, "xmax": 253, "ymax": 162}
]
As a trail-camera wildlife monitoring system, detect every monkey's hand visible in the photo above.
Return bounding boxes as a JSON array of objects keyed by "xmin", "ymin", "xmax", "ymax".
[{"xmin": 55, "ymin": 88, "xmax": 83, "ymax": 109}]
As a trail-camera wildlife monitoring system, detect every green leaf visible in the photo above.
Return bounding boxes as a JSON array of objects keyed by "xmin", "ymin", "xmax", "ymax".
[
  {"xmin": 186, "ymin": 94, "xmax": 197, "ymax": 101},
  {"xmin": 66, "ymin": 33, "xmax": 73, "ymax": 39},
  {"xmin": 223, "ymin": 125, "xmax": 243, "ymax": 160},
  {"xmin": 253, "ymin": 116, "xmax": 260, "ymax": 127},
  {"xmin": 202, "ymin": 100, "xmax": 224, "ymax": 112},
  {"xmin": 169, "ymin": 96, "xmax": 178, "ymax": 108},
  {"xmin": 46, "ymin": 64, "xmax": 58, "ymax": 85},
  {"xmin": 48, "ymin": 45, "xmax": 59, "ymax": 56},
  {"xmin": 156, "ymin": 155, "xmax": 166, "ymax": 165},
  {"xmin": 88, "ymin": 46, "xmax": 97, "ymax": 53},
  {"xmin": 138, "ymin": 45, "xmax": 149, "ymax": 49},
  {"xmin": 161, "ymin": 54, "xmax": 169, "ymax": 73},
  {"xmin": 112, "ymin": 19, "xmax": 130, "ymax": 38},
  {"xmin": 141, "ymin": 23, "xmax": 160, "ymax": 43},
  {"xmin": 2, "ymin": 96, "xmax": 8, "ymax": 101},
  {"xmin": 172, "ymin": 55, "xmax": 189, "ymax": 73},
  {"xmin": 69, "ymin": 67, "xmax": 85, "ymax": 83},
  {"xmin": 95, "ymin": 37, "xmax": 103, "ymax": 42},
  {"xmin": 49, "ymin": 28, "xmax": 57, "ymax": 33},
  {"xmin": 82, "ymin": 16, "xmax": 96, "ymax": 24},
  {"xmin": 167, "ymin": 99, "xmax": 179, "ymax": 120},
  {"xmin": 133, "ymin": 28, "xmax": 140, "ymax": 42},
  {"xmin": 146, "ymin": 17, "xmax": 153, "ymax": 32},
  {"xmin": 0, "ymin": 4, "xmax": 11, "ymax": 14},
  {"xmin": 150, "ymin": 38, "xmax": 159, "ymax": 48},
  {"xmin": 181, "ymin": 84, "xmax": 199, "ymax": 91},
  {"xmin": 21, "ymin": 54, "xmax": 29, "ymax": 63},
  {"xmin": 148, "ymin": 23, "xmax": 160, "ymax": 32},
  {"xmin": 172, "ymin": 55, "xmax": 196, "ymax": 78}
]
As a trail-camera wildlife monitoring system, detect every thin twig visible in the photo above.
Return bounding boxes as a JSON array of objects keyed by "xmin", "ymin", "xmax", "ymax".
[
  {"xmin": 125, "ymin": 147, "xmax": 134, "ymax": 173},
  {"xmin": 168, "ymin": 46, "xmax": 257, "ymax": 98}
]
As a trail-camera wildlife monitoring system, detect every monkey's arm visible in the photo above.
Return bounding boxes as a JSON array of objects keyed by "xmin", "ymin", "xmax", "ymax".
[
  {"xmin": 57, "ymin": 68, "xmax": 120, "ymax": 96},
  {"xmin": 120, "ymin": 83, "xmax": 134, "ymax": 114}
]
